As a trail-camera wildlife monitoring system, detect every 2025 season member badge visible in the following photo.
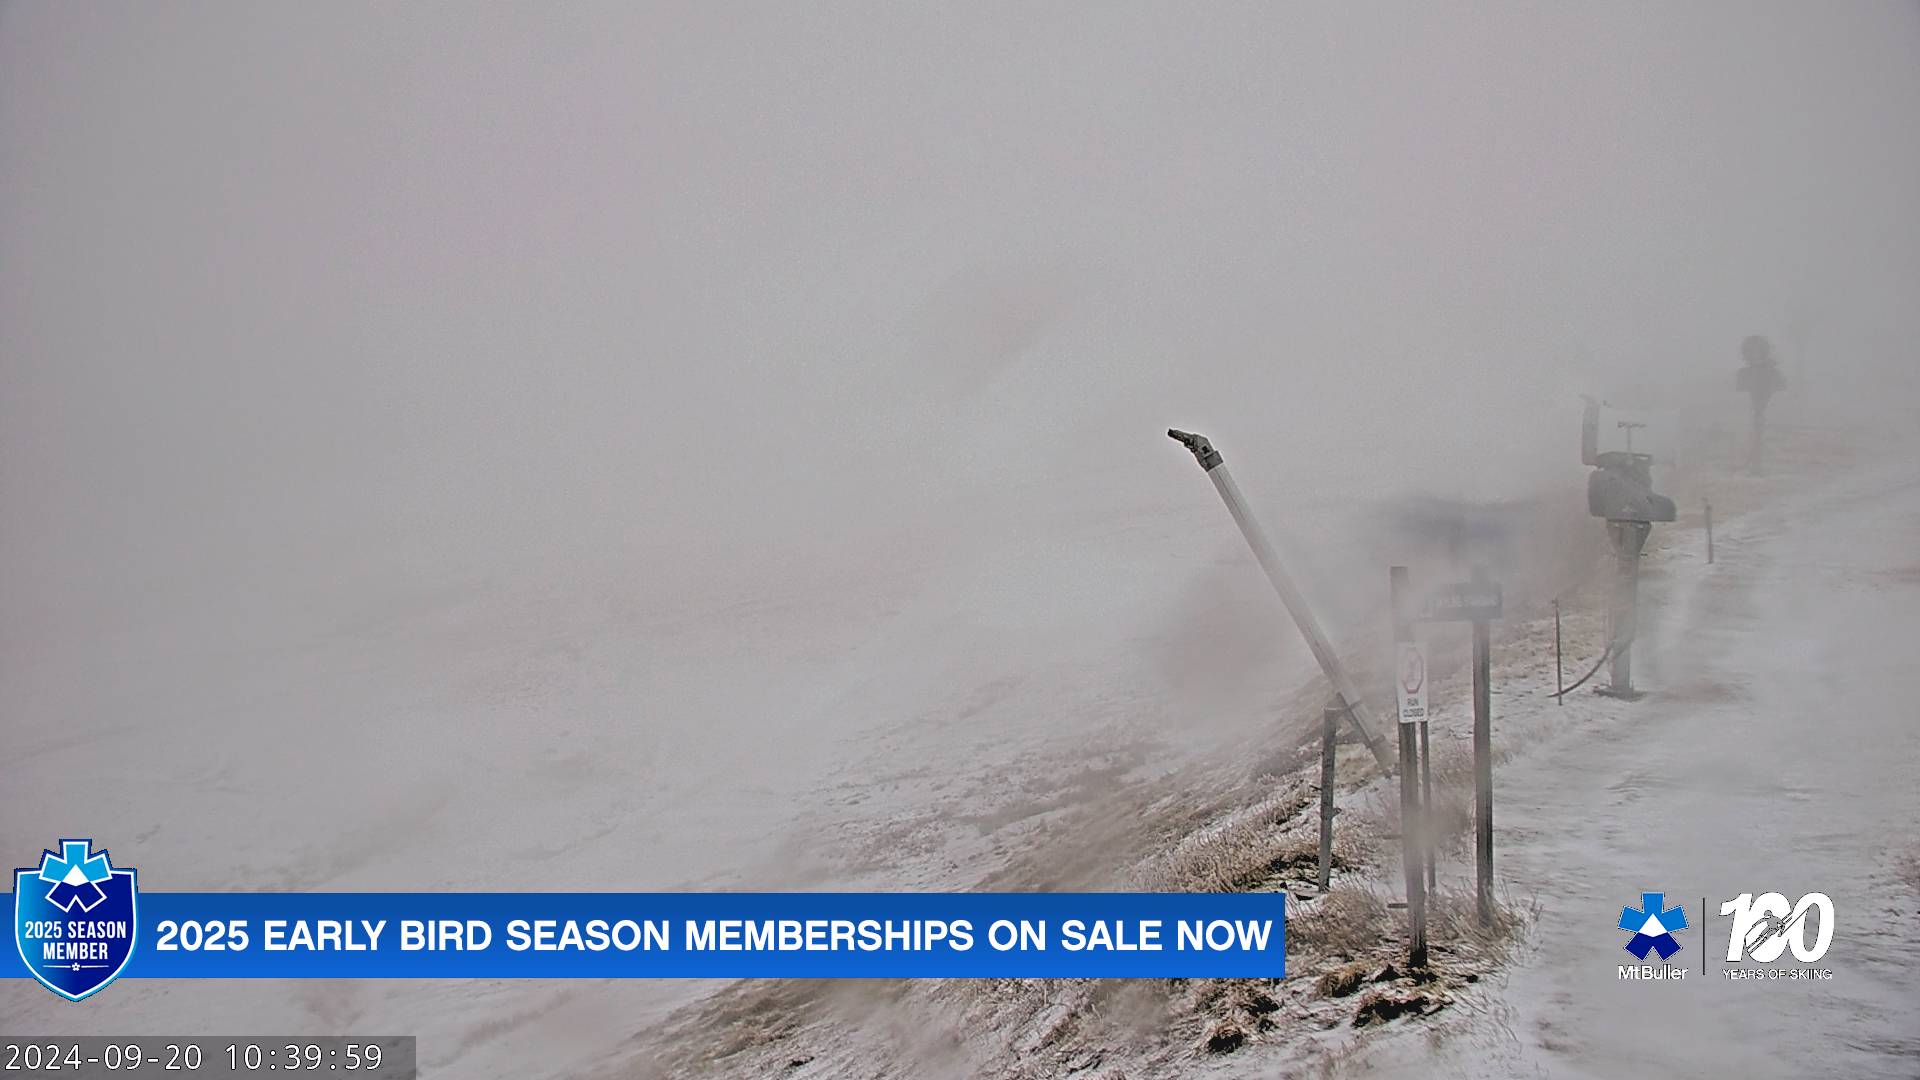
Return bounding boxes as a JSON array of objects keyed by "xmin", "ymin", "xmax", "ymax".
[{"xmin": 14, "ymin": 839, "xmax": 138, "ymax": 1001}]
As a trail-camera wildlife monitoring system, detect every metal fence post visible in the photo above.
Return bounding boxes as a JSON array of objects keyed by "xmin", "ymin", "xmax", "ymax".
[
  {"xmin": 1419, "ymin": 718, "xmax": 1434, "ymax": 890},
  {"xmin": 1704, "ymin": 498, "xmax": 1714, "ymax": 564},
  {"xmin": 1472, "ymin": 567, "xmax": 1494, "ymax": 927},
  {"xmin": 1318, "ymin": 701, "xmax": 1338, "ymax": 892},
  {"xmin": 1389, "ymin": 566, "xmax": 1427, "ymax": 967},
  {"xmin": 1554, "ymin": 597, "xmax": 1564, "ymax": 705}
]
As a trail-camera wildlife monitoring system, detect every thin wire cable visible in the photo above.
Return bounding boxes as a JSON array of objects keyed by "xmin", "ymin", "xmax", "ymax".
[{"xmin": 1551, "ymin": 640, "xmax": 1615, "ymax": 698}]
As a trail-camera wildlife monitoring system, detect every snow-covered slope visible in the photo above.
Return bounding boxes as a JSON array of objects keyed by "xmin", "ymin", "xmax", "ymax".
[
  {"xmin": 1327, "ymin": 436, "xmax": 1920, "ymax": 1079},
  {"xmin": 5, "ymin": 6, "xmax": 1919, "ymax": 1077}
]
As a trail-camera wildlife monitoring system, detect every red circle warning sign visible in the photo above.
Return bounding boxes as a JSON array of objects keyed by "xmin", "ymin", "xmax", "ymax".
[{"xmin": 1401, "ymin": 647, "xmax": 1426, "ymax": 695}]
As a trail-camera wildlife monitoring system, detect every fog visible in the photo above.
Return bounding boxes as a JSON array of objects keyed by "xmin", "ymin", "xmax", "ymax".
[
  {"xmin": 3, "ymin": 2, "xmax": 1918, "ymax": 1068},
  {"xmin": 8, "ymin": 3, "xmax": 1916, "ymax": 657}
]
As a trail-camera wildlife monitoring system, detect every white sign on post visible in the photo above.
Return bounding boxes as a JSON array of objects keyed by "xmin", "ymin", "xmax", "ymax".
[{"xmin": 1396, "ymin": 641, "xmax": 1428, "ymax": 725}]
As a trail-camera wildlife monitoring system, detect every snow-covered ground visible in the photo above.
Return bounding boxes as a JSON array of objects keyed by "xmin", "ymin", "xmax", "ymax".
[
  {"xmin": 595, "ymin": 429, "xmax": 1920, "ymax": 1080},
  {"xmin": 7, "ymin": 424, "xmax": 1914, "ymax": 1080},
  {"xmin": 0, "ymin": 454, "xmax": 1482, "ymax": 1076},
  {"xmin": 1336, "ymin": 437, "xmax": 1920, "ymax": 1079},
  {"xmin": 6, "ymin": 7, "xmax": 1919, "ymax": 1078}
]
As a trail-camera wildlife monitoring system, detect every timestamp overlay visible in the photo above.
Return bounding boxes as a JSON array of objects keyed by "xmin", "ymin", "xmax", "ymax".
[{"xmin": 0, "ymin": 1037, "xmax": 414, "ymax": 1079}]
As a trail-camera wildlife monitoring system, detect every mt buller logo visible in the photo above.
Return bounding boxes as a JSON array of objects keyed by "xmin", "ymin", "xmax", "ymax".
[
  {"xmin": 14, "ymin": 839, "xmax": 138, "ymax": 1001},
  {"xmin": 1618, "ymin": 891, "xmax": 1686, "ymax": 960}
]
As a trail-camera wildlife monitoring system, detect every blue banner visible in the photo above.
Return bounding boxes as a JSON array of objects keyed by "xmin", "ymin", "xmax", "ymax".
[{"xmin": 24, "ymin": 893, "xmax": 1287, "ymax": 979}]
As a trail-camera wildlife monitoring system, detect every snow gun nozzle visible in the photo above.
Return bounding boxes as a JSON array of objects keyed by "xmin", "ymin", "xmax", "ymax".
[{"xmin": 1167, "ymin": 429, "xmax": 1223, "ymax": 471}]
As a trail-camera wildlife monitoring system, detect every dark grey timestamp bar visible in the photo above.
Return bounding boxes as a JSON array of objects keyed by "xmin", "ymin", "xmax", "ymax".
[{"xmin": 0, "ymin": 1038, "xmax": 414, "ymax": 1078}]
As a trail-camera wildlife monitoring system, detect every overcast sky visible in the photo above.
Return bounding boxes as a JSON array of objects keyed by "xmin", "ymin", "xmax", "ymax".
[{"xmin": 4, "ymin": 2, "xmax": 1917, "ymax": 665}]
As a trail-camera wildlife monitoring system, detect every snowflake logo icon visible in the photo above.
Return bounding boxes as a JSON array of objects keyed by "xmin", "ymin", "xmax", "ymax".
[
  {"xmin": 1619, "ymin": 891, "xmax": 1686, "ymax": 960},
  {"xmin": 36, "ymin": 840, "xmax": 115, "ymax": 914}
]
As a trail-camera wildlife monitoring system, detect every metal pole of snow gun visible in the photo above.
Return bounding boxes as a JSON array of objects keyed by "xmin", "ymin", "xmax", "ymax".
[{"xmin": 1167, "ymin": 429, "xmax": 1396, "ymax": 772}]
